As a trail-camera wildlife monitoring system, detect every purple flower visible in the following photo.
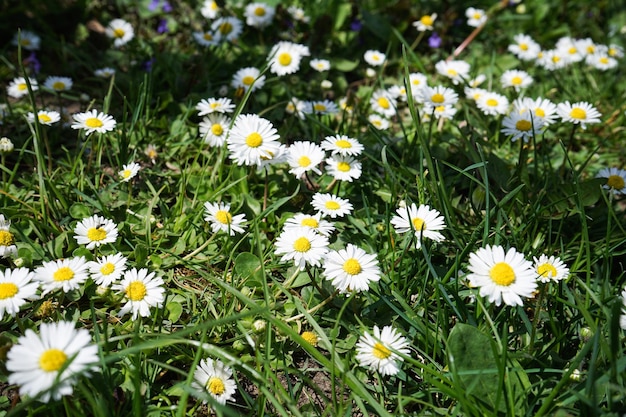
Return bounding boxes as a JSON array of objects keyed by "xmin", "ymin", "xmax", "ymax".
[
  {"xmin": 143, "ymin": 57, "xmax": 155, "ymax": 72},
  {"xmin": 428, "ymin": 32, "xmax": 442, "ymax": 49},
  {"xmin": 162, "ymin": 1, "xmax": 172, "ymax": 12},
  {"xmin": 24, "ymin": 52, "xmax": 41, "ymax": 74},
  {"xmin": 157, "ymin": 18, "xmax": 169, "ymax": 33},
  {"xmin": 148, "ymin": 0, "xmax": 160, "ymax": 11},
  {"xmin": 350, "ymin": 19, "xmax": 362, "ymax": 31}
]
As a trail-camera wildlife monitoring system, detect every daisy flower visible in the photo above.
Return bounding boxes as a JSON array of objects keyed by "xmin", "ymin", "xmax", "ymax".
[
  {"xmin": 199, "ymin": 114, "xmax": 231, "ymax": 147},
  {"xmin": 144, "ymin": 144, "xmax": 158, "ymax": 164},
  {"xmin": 508, "ymin": 34, "xmax": 542, "ymax": 61},
  {"xmin": 211, "ymin": 17, "xmax": 243, "ymax": 42},
  {"xmin": 427, "ymin": 104, "xmax": 457, "ymax": 120},
  {"xmin": 368, "ymin": 114, "xmax": 390, "ymax": 130},
  {"xmin": 464, "ymin": 87, "xmax": 487, "ymax": 102},
  {"xmin": 71, "ymin": 110, "xmax": 116, "ymax": 136},
  {"xmin": 114, "ymin": 268, "xmax": 165, "ymax": 320},
  {"xmin": 6, "ymin": 321, "xmax": 99, "ymax": 403},
  {"xmin": 586, "ymin": 51, "xmax": 618, "ymax": 71},
  {"xmin": 388, "ymin": 84, "xmax": 408, "ymax": 102},
  {"xmin": 321, "ymin": 135, "xmax": 364, "ymax": 156},
  {"xmin": 596, "ymin": 167, "xmax": 626, "ymax": 195},
  {"xmin": 419, "ymin": 85, "xmax": 458, "ymax": 107},
  {"xmin": 501, "ymin": 109, "xmax": 545, "ymax": 142},
  {"xmin": 0, "ymin": 137, "xmax": 13, "ymax": 153},
  {"xmin": 512, "ymin": 97, "xmax": 559, "ymax": 125},
  {"xmin": 390, "ymin": 203, "xmax": 446, "ymax": 248},
  {"xmin": 310, "ymin": 58, "xmax": 331, "ymax": 72},
  {"xmin": 309, "ymin": 99, "xmax": 339, "ymax": 115},
  {"xmin": 27, "ymin": 110, "xmax": 60, "ymax": 126},
  {"xmin": 94, "ymin": 67, "xmax": 115, "ymax": 78},
  {"xmin": 301, "ymin": 331, "xmax": 318, "ymax": 346},
  {"xmin": 364, "ymin": 50, "xmax": 386, "ymax": 67},
  {"xmin": 196, "ymin": 97, "xmax": 235, "ymax": 116},
  {"xmin": 227, "ymin": 114, "xmax": 281, "ymax": 167},
  {"xmin": 88, "ymin": 253, "xmax": 128, "ymax": 286},
  {"xmin": 500, "ymin": 69, "xmax": 533, "ymax": 92},
  {"xmin": 413, "ymin": 13, "xmax": 437, "ymax": 32},
  {"xmin": 7, "ymin": 77, "xmax": 38, "ymax": 99},
  {"xmin": 533, "ymin": 254, "xmax": 570, "ymax": 283},
  {"xmin": 466, "ymin": 245, "xmax": 537, "ymax": 307},
  {"xmin": 35, "ymin": 257, "xmax": 90, "ymax": 295},
  {"xmin": 244, "ymin": 2, "xmax": 275, "ymax": 28},
  {"xmin": 311, "ymin": 193, "xmax": 353, "ymax": 218},
  {"xmin": 193, "ymin": 31, "xmax": 220, "ymax": 47},
  {"xmin": 287, "ymin": 5, "xmax": 309, "ymax": 23},
  {"xmin": 43, "ymin": 76, "xmax": 73, "ymax": 92},
  {"xmin": 105, "ymin": 18, "xmax": 134, "ymax": 47},
  {"xmin": 0, "ymin": 214, "xmax": 17, "ymax": 259},
  {"xmin": 407, "ymin": 72, "xmax": 428, "ymax": 96},
  {"xmin": 576, "ymin": 37, "xmax": 598, "ymax": 56},
  {"xmin": 287, "ymin": 141, "xmax": 324, "ymax": 179},
  {"xmin": 192, "ymin": 359, "xmax": 237, "ymax": 405},
  {"xmin": 556, "ymin": 36, "xmax": 584, "ymax": 63},
  {"xmin": 355, "ymin": 325, "xmax": 410, "ymax": 376},
  {"xmin": 0, "ymin": 267, "xmax": 39, "ymax": 320},
  {"xmin": 12, "ymin": 30, "xmax": 40, "ymax": 50},
  {"xmin": 476, "ymin": 92, "xmax": 509, "ymax": 116},
  {"xmin": 556, "ymin": 101, "xmax": 601, "ymax": 129},
  {"xmin": 256, "ymin": 143, "xmax": 288, "ymax": 170},
  {"xmin": 200, "ymin": 0, "xmax": 220, "ymax": 19},
  {"xmin": 325, "ymin": 155, "xmax": 362, "ymax": 182},
  {"xmin": 119, "ymin": 162, "xmax": 141, "ymax": 182},
  {"xmin": 204, "ymin": 202, "xmax": 247, "ymax": 235},
  {"xmin": 323, "ymin": 244, "xmax": 381, "ymax": 293},
  {"xmin": 466, "ymin": 7, "xmax": 487, "ymax": 27},
  {"xmin": 274, "ymin": 227, "xmax": 329, "ymax": 270},
  {"xmin": 537, "ymin": 49, "xmax": 569, "ymax": 70},
  {"xmin": 285, "ymin": 97, "xmax": 307, "ymax": 120},
  {"xmin": 607, "ymin": 44, "xmax": 624, "ymax": 58},
  {"xmin": 268, "ymin": 41, "xmax": 310, "ymax": 76},
  {"xmin": 231, "ymin": 67, "xmax": 265, "ymax": 93},
  {"xmin": 73, "ymin": 214, "xmax": 119, "ymax": 250},
  {"xmin": 435, "ymin": 60, "xmax": 470, "ymax": 84},
  {"xmin": 284, "ymin": 213, "xmax": 335, "ymax": 236},
  {"xmin": 370, "ymin": 89, "xmax": 397, "ymax": 118}
]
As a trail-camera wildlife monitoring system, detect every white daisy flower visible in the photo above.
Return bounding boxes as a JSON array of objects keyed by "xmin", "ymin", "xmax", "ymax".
[
  {"xmin": 607, "ymin": 44, "xmax": 624, "ymax": 58},
  {"xmin": 192, "ymin": 358, "xmax": 237, "ymax": 405},
  {"xmin": 407, "ymin": 72, "xmax": 428, "ymax": 97},
  {"xmin": 596, "ymin": 167, "xmax": 626, "ymax": 195},
  {"xmin": 268, "ymin": 41, "xmax": 310, "ymax": 76},
  {"xmin": 576, "ymin": 37, "xmax": 598, "ymax": 56},
  {"xmin": 43, "ymin": 76, "xmax": 73, "ymax": 92},
  {"xmin": 6, "ymin": 321, "xmax": 99, "ymax": 403},
  {"xmin": 285, "ymin": 97, "xmax": 307, "ymax": 120},
  {"xmin": 7, "ymin": 77, "xmax": 38, "ymax": 99},
  {"xmin": 199, "ymin": 114, "xmax": 231, "ymax": 147},
  {"xmin": 556, "ymin": 36, "xmax": 584, "ymax": 63},
  {"xmin": 388, "ymin": 84, "xmax": 408, "ymax": 102},
  {"xmin": 105, "ymin": 18, "xmax": 134, "ymax": 47},
  {"xmin": 413, "ymin": 13, "xmax": 437, "ymax": 32},
  {"xmin": 512, "ymin": 97, "xmax": 559, "ymax": 125},
  {"xmin": 27, "ymin": 110, "xmax": 61, "ymax": 126},
  {"xmin": 231, "ymin": 67, "xmax": 265, "ymax": 93},
  {"xmin": 119, "ymin": 162, "xmax": 141, "ymax": 182},
  {"xmin": 368, "ymin": 114, "xmax": 390, "ymax": 130},
  {"xmin": 193, "ymin": 31, "xmax": 220, "ymax": 47},
  {"xmin": 196, "ymin": 97, "xmax": 235, "ymax": 116},
  {"xmin": 508, "ymin": 34, "xmax": 542, "ymax": 61},
  {"xmin": 466, "ymin": 7, "xmax": 487, "ymax": 27},
  {"xmin": 586, "ymin": 51, "xmax": 618, "ymax": 71},
  {"xmin": 244, "ymin": 2, "xmax": 275, "ymax": 28},
  {"xmin": 94, "ymin": 67, "xmax": 115, "ymax": 78},
  {"xmin": 537, "ymin": 49, "xmax": 569, "ymax": 70},
  {"xmin": 284, "ymin": 213, "xmax": 335, "ymax": 237},
  {"xmin": 533, "ymin": 254, "xmax": 570, "ymax": 283},
  {"xmin": 325, "ymin": 155, "xmax": 362, "ymax": 182},
  {"xmin": 500, "ymin": 69, "xmax": 533, "ymax": 92},
  {"xmin": 0, "ymin": 137, "xmax": 13, "ymax": 153},
  {"xmin": 12, "ymin": 30, "xmax": 40, "ymax": 51},
  {"xmin": 426, "ymin": 104, "xmax": 457, "ymax": 120},
  {"xmin": 501, "ymin": 109, "xmax": 545, "ymax": 142},
  {"xmin": 419, "ymin": 85, "xmax": 458, "ymax": 107},
  {"xmin": 370, "ymin": 89, "xmax": 397, "ymax": 118},
  {"xmin": 0, "ymin": 267, "xmax": 39, "ymax": 320},
  {"xmin": 274, "ymin": 227, "xmax": 329, "ymax": 270},
  {"xmin": 88, "ymin": 253, "xmax": 128, "ymax": 286},
  {"xmin": 35, "ymin": 256, "xmax": 90, "ymax": 295},
  {"xmin": 364, "ymin": 50, "xmax": 386, "ymax": 67},
  {"xmin": 464, "ymin": 87, "xmax": 487, "ymax": 102},
  {"xmin": 71, "ymin": 110, "xmax": 116, "ymax": 136},
  {"xmin": 311, "ymin": 193, "xmax": 353, "ymax": 218},
  {"xmin": 310, "ymin": 58, "xmax": 331, "ymax": 72},
  {"xmin": 200, "ymin": 0, "xmax": 220, "ymax": 19},
  {"xmin": 308, "ymin": 99, "xmax": 339, "ymax": 115},
  {"xmin": 114, "ymin": 268, "xmax": 165, "ymax": 320},
  {"xmin": 287, "ymin": 5, "xmax": 309, "ymax": 23},
  {"xmin": 466, "ymin": 245, "xmax": 537, "ymax": 307},
  {"xmin": 321, "ymin": 135, "xmax": 364, "ymax": 156},
  {"xmin": 73, "ymin": 214, "xmax": 119, "ymax": 250},
  {"xmin": 476, "ymin": 92, "xmax": 509, "ymax": 116},
  {"xmin": 556, "ymin": 101, "xmax": 601, "ymax": 129},
  {"xmin": 211, "ymin": 17, "xmax": 243, "ymax": 42},
  {"xmin": 323, "ymin": 244, "xmax": 381, "ymax": 293},
  {"xmin": 204, "ymin": 202, "xmax": 247, "ymax": 235},
  {"xmin": 355, "ymin": 325, "xmax": 410, "ymax": 376},
  {"xmin": 0, "ymin": 214, "xmax": 17, "ymax": 259},
  {"xmin": 287, "ymin": 141, "xmax": 324, "ymax": 179},
  {"xmin": 434, "ymin": 60, "xmax": 470, "ymax": 84},
  {"xmin": 390, "ymin": 203, "xmax": 446, "ymax": 249},
  {"xmin": 227, "ymin": 114, "xmax": 281, "ymax": 167}
]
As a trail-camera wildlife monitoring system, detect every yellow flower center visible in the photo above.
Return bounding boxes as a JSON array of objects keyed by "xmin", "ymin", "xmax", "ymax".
[
  {"xmin": 537, "ymin": 263, "xmax": 557, "ymax": 279},
  {"xmin": 301, "ymin": 331, "xmax": 318, "ymax": 346},
  {"xmin": 552, "ymin": 55, "xmax": 561, "ymax": 63},
  {"xmin": 207, "ymin": 377, "xmax": 226, "ymax": 395},
  {"xmin": 489, "ymin": 262, "xmax": 515, "ymax": 286},
  {"xmin": 420, "ymin": 15, "xmax": 433, "ymax": 26},
  {"xmin": 86, "ymin": 227, "xmax": 107, "ymax": 242},
  {"xmin": 335, "ymin": 139, "xmax": 352, "ymax": 149},
  {"xmin": 298, "ymin": 156, "xmax": 311, "ymax": 167},
  {"xmin": 411, "ymin": 79, "xmax": 422, "ymax": 86},
  {"xmin": 39, "ymin": 348, "xmax": 67, "ymax": 372},
  {"xmin": 515, "ymin": 120, "xmax": 532, "ymax": 131},
  {"xmin": 278, "ymin": 53, "xmax": 292, "ymax": 66},
  {"xmin": 113, "ymin": 28, "xmax": 125, "ymax": 38},
  {"xmin": 52, "ymin": 81, "xmax": 66, "ymax": 90},
  {"xmin": 21, "ymin": 39, "xmax": 31, "ymax": 46},
  {"xmin": 511, "ymin": 76, "xmax": 522, "ymax": 85},
  {"xmin": 122, "ymin": 170, "xmax": 132, "ymax": 179},
  {"xmin": 38, "ymin": 114, "xmax": 52, "ymax": 123},
  {"xmin": 568, "ymin": 46, "xmax": 577, "ymax": 54},
  {"xmin": 324, "ymin": 201, "xmax": 340, "ymax": 210},
  {"xmin": 377, "ymin": 97, "xmax": 390, "ymax": 109},
  {"xmin": 18, "ymin": 83, "xmax": 27, "ymax": 91},
  {"xmin": 219, "ymin": 22, "xmax": 233, "ymax": 35},
  {"xmin": 215, "ymin": 210, "xmax": 232, "ymax": 225},
  {"xmin": 242, "ymin": 75, "xmax": 255, "ymax": 86},
  {"xmin": 0, "ymin": 282, "xmax": 19, "ymax": 299},
  {"xmin": 85, "ymin": 118, "xmax": 103, "ymax": 128},
  {"xmin": 245, "ymin": 132, "xmax": 263, "ymax": 148},
  {"xmin": 587, "ymin": 45, "xmax": 595, "ymax": 54},
  {"xmin": 211, "ymin": 124, "xmax": 224, "ymax": 136},
  {"xmin": 337, "ymin": 161, "xmax": 351, "ymax": 172},
  {"xmin": 313, "ymin": 103, "xmax": 327, "ymax": 112},
  {"xmin": 53, "ymin": 266, "xmax": 75, "ymax": 282},
  {"xmin": 342, "ymin": 258, "xmax": 362, "ymax": 275},
  {"xmin": 607, "ymin": 174, "xmax": 625, "ymax": 190},
  {"xmin": 446, "ymin": 69, "xmax": 458, "ymax": 76},
  {"xmin": 599, "ymin": 57, "xmax": 609, "ymax": 64},
  {"xmin": 371, "ymin": 54, "xmax": 380, "ymax": 62},
  {"xmin": 126, "ymin": 281, "xmax": 147, "ymax": 301},
  {"xmin": 203, "ymin": 33, "xmax": 213, "ymax": 41},
  {"xmin": 431, "ymin": 93, "xmax": 445, "ymax": 103},
  {"xmin": 100, "ymin": 262, "xmax": 115, "ymax": 276},
  {"xmin": 293, "ymin": 237, "xmax": 312, "ymax": 252},
  {"xmin": 254, "ymin": 7, "xmax": 266, "ymax": 16},
  {"xmin": 210, "ymin": 102, "xmax": 219, "ymax": 109},
  {"xmin": 0, "ymin": 230, "xmax": 15, "ymax": 246},
  {"xmin": 486, "ymin": 98, "xmax": 498, "ymax": 107},
  {"xmin": 520, "ymin": 43, "xmax": 528, "ymax": 51},
  {"xmin": 301, "ymin": 218, "xmax": 319, "ymax": 228},
  {"xmin": 570, "ymin": 107, "xmax": 586, "ymax": 120},
  {"xmin": 608, "ymin": 48, "xmax": 617, "ymax": 57},
  {"xmin": 372, "ymin": 342, "xmax": 391, "ymax": 359},
  {"xmin": 535, "ymin": 108, "xmax": 545, "ymax": 118},
  {"xmin": 412, "ymin": 217, "xmax": 425, "ymax": 231}
]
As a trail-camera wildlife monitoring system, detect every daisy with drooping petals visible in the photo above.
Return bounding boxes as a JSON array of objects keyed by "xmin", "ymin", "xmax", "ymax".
[
  {"xmin": 73, "ymin": 215, "xmax": 118, "ymax": 250},
  {"xmin": 310, "ymin": 58, "xmax": 331, "ymax": 72},
  {"xmin": 6, "ymin": 321, "xmax": 99, "ymax": 403},
  {"xmin": 199, "ymin": 114, "xmax": 230, "ymax": 147},
  {"xmin": 268, "ymin": 41, "xmax": 310, "ymax": 76},
  {"xmin": 192, "ymin": 358, "xmax": 237, "ymax": 405},
  {"xmin": 0, "ymin": 268, "xmax": 39, "ymax": 320},
  {"xmin": 501, "ymin": 109, "xmax": 545, "ymax": 142},
  {"xmin": 435, "ymin": 60, "xmax": 470, "ymax": 84},
  {"xmin": 323, "ymin": 244, "xmax": 381, "ymax": 293},
  {"xmin": 355, "ymin": 325, "xmax": 410, "ymax": 376},
  {"xmin": 596, "ymin": 167, "xmax": 626, "ymax": 195},
  {"xmin": 370, "ymin": 89, "xmax": 397, "ymax": 118},
  {"xmin": 193, "ymin": 30, "xmax": 220, "ymax": 47},
  {"xmin": 94, "ymin": 67, "xmax": 115, "ymax": 78},
  {"xmin": 390, "ymin": 203, "xmax": 446, "ymax": 249},
  {"xmin": 413, "ymin": 13, "xmax": 437, "ymax": 32},
  {"xmin": 231, "ymin": 67, "xmax": 265, "ymax": 93},
  {"xmin": 119, "ymin": 162, "xmax": 140, "ymax": 182},
  {"xmin": 321, "ymin": 135, "xmax": 364, "ymax": 156},
  {"xmin": 508, "ymin": 34, "xmax": 542, "ymax": 61},
  {"xmin": 476, "ymin": 92, "xmax": 509, "ymax": 116},
  {"xmin": 105, "ymin": 18, "xmax": 134, "ymax": 47},
  {"xmin": 43, "ymin": 76, "xmax": 73, "ymax": 92},
  {"xmin": 274, "ymin": 227, "xmax": 329, "ymax": 270},
  {"xmin": 284, "ymin": 213, "xmax": 335, "ymax": 237},
  {"xmin": 325, "ymin": 155, "xmax": 362, "ymax": 182},
  {"xmin": 196, "ymin": 97, "xmax": 235, "ymax": 116},
  {"xmin": 466, "ymin": 245, "xmax": 537, "ymax": 307},
  {"xmin": 512, "ymin": 97, "xmax": 559, "ymax": 125},
  {"xmin": 27, "ymin": 110, "xmax": 60, "ymax": 126},
  {"xmin": 556, "ymin": 101, "xmax": 601, "ymax": 129},
  {"xmin": 466, "ymin": 7, "xmax": 487, "ymax": 27},
  {"xmin": 204, "ymin": 202, "xmax": 247, "ymax": 235},
  {"xmin": 533, "ymin": 254, "xmax": 570, "ymax": 283},
  {"xmin": 227, "ymin": 114, "xmax": 281, "ymax": 167},
  {"xmin": 244, "ymin": 2, "xmax": 275, "ymax": 28},
  {"xmin": 12, "ymin": 30, "xmax": 40, "ymax": 51},
  {"xmin": 500, "ymin": 69, "xmax": 533, "ymax": 92},
  {"xmin": 364, "ymin": 50, "xmax": 386, "ymax": 67},
  {"xmin": 407, "ymin": 72, "xmax": 428, "ymax": 96},
  {"xmin": 287, "ymin": 141, "xmax": 324, "ymax": 179},
  {"xmin": 35, "ymin": 257, "xmax": 90, "ymax": 295},
  {"xmin": 308, "ymin": 99, "xmax": 339, "ymax": 115},
  {"xmin": 114, "ymin": 268, "xmax": 165, "ymax": 320},
  {"xmin": 7, "ymin": 77, "xmax": 38, "ymax": 99},
  {"xmin": 368, "ymin": 114, "xmax": 390, "ymax": 130},
  {"xmin": 285, "ymin": 97, "xmax": 307, "ymax": 120},
  {"xmin": 88, "ymin": 253, "xmax": 128, "ymax": 286},
  {"xmin": 211, "ymin": 17, "xmax": 243, "ymax": 42},
  {"xmin": 0, "ymin": 214, "xmax": 17, "ymax": 259},
  {"xmin": 71, "ymin": 110, "xmax": 116, "ymax": 135},
  {"xmin": 311, "ymin": 193, "xmax": 353, "ymax": 218}
]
